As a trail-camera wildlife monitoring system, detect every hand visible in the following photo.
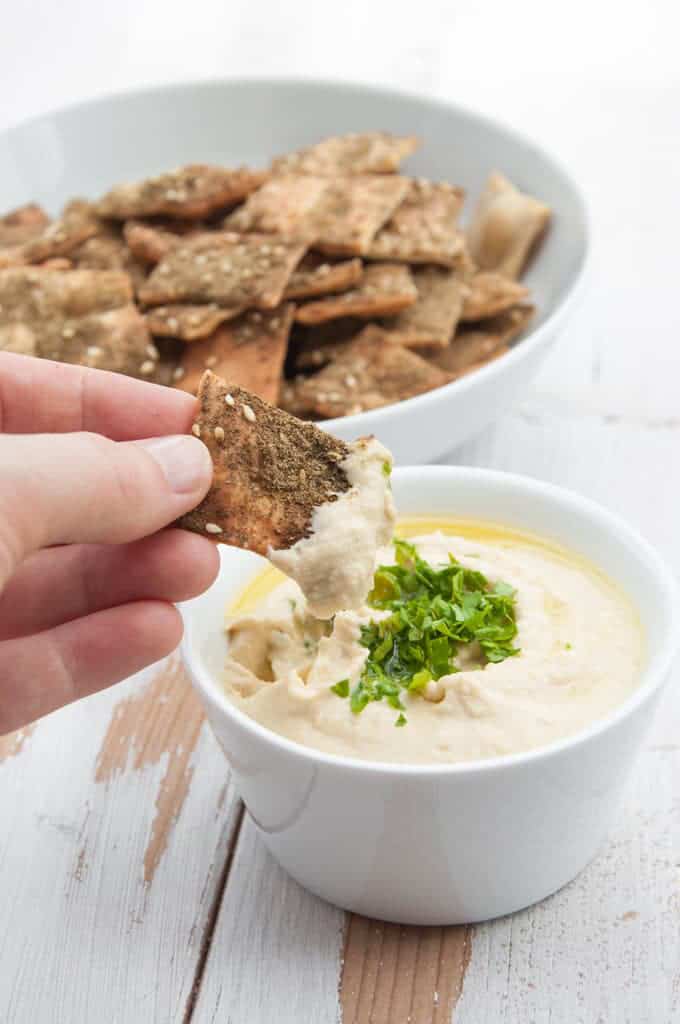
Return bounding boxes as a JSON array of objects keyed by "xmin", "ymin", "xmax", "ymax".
[{"xmin": 0, "ymin": 353, "xmax": 218, "ymax": 735}]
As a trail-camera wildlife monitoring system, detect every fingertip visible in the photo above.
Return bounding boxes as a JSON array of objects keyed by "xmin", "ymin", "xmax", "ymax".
[
  {"xmin": 127, "ymin": 599, "xmax": 184, "ymax": 660},
  {"xmin": 160, "ymin": 528, "xmax": 221, "ymax": 599},
  {"xmin": 136, "ymin": 434, "xmax": 214, "ymax": 501}
]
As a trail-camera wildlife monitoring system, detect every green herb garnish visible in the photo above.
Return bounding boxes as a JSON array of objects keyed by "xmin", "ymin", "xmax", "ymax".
[
  {"xmin": 329, "ymin": 538, "xmax": 520, "ymax": 724},
  {"xmin": 395, "ymin": 713, "xmax": 407, "ymax": 727},
  {"xmin": 382, "ymin": 460, "xmax": 392, "ymax": 478},
  {"xmin": 330, "ymin": 678, "xmax": 350, "ymax": 698}
]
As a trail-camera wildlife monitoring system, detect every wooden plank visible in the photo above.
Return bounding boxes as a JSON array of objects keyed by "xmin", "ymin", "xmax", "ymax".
[
  {"xmin": 0, "ymin": 657, "xmax": 242, "ymax": 1023},
  {"xmin": 191, "ymin": 816, "xmax": 345, "ymax": 1023}
]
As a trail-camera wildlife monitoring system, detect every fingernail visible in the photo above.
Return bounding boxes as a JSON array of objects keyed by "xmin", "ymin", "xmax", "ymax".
[{"xmin": 137, "ymin": 435, "xmax": 213, "ymax": 494}]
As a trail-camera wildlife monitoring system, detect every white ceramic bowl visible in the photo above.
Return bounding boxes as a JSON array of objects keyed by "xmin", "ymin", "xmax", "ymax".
[
  {"xmin": 181, "ymin": 467, "xmax": 678, "ymax": 925},
  {"xmin": 0, "ymin": 78, "xmax": 589, "ymax": 463}
]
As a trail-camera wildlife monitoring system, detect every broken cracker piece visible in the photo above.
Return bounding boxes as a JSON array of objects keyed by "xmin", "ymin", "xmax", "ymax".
[
  {"xmin": 0, "ymin": 201, "xmax": 99, "ymax": 268},
  {"xmin": 0, "ymin": 204, "xmax": 50, "ymax": 247},
  {"xmin": 295, "ymin": 263, "xmax": 416, "ymax": 325},
  {"xmin": 123, "ymin": 220, "xmax": 185, "ymax": 265},
  {"xmin": 312, "ymin": 175, "xmax": 409, "ymax": 256},
  {"xmin": 178, "ymin": 370, "xmax": 395, "ymax": 617},
  {"xmin": 467, "ymin": 173, "xmax": 551, "ymax": 279},
  {"xmin": 225, "ymin": 175, "xmax": 328, "ymax": 236},
  {"xmin": 366, "ymin": 179, "xmax": 465, "ymax": 267},
  {"xmin": 284, "ymin": 324, "xmax": 449, "ymax": 418},
  {"xmin": 272, "ymin": 132, "xmax": 419, "ymax": 176},
  {"xmin": 97, "ymin": 164, "xmax": 266, "ymax": 220},
  {"xmin": 283, "ymin": 255, "xmax": 362, "ymax": 301},
  {"xmin": 430, "ymin": 305, "xmax": 534, "ymax": 376},
  {"xmin": 138, "ymin": 232, "xmax": 307, "ymax": 311},
  {"xmin": 175, "ymin": 304, "xmax": 294, "ymax": 400},
  {"xmin": 380, "ymin": 266, "xmax": 466, "ymax": 350},
  {"xmin": 460, "ymin": 270, "xmax": 530, "ymax": 322},
  {"xmin": 0, "ymin": 266, "xmax": 153, "ymax": 376},
  {"xmin": 145, "ymin": 302, "xmax": 240, "ymax": 341}
]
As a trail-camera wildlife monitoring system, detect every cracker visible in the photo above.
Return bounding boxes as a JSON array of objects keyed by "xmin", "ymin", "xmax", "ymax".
[
  {"xmin": 429, "ymin": 305, "xmax": 534, "ymax": 376},
  {"xmin": 467, "ymin": 173, "xmax": 551, "ymax": 279},
  {"xmin": 282, "ymin": 324, "xmax": 449, "ymax": 418},
  {"xmin": 295, "ymin": 263, "xmax": 416, "ymax": 325},
  {"xmin": 272, "ymin": 132, "xmax": 419, "ymax": 176},
  {"xmin": 0, "ymin": 204, "xmax": 50, "ymax": 246},
  {"xmin": 0, "ymin": 266, "xmax": 153, "ymax": 377},
  {"xmin": 175, "ymin": 304, "xmax": 294, "ymax": 400},
  {"xmin": 225, "ymin": 175, "xmax": 328, "ymax": 236},
  {"xmin": 177, "ymin": 370, "xmax": 351, "ymax": 553},
  {"xmin": 138, "ymin": 232, "xmax": 307, "ymax": 310},
  {"xmin": 380, "ymin": 266, "xmax": 466, "ymax": 349},
  {"xmin": 123, "ymin": 220, "xmax": 184, "ymax": 265},
  {"xmin": 97, "ymin": 164, "xmax": 266, "ymax": 220},
  {"xmin": 283, "ymin": 255, "xmax": 362, "ymax": 300},
  {"xmin": 312, "ymin": 175, "xmax": 409, "ymax": 256},
  {"xmin": 366, "ymin": 179, "xmax": 465, "ymax": 266},
  {"xmin": 145, "ymin": 303, "xmax": 240, "ymax": 341},
  {"xmin": 70, "ymin": 225, "xmax": 147, "ymax": 292},
  {"xmin": 0, "ymin": 201, "xmax": 99, "ymax": 268},
  {"xmin": 460, "ymin": 270, "xmax": 530, "ymax": 322},
  {"xmin": 288, "ymin": 318, "xmax": 364, "ymax": 371}
]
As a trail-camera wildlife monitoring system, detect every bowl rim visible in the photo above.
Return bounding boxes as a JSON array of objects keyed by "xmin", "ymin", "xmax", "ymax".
[
  {"xmin": 1, "ymin": 74, "xmax": 592, "ymax": 432},
  {"xmin": 181, "ymin": 464, "xmax": 680, "ymax": 777}
]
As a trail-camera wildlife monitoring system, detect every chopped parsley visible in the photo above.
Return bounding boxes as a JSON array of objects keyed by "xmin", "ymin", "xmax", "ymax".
[
  {"xmin": 330, "ymin": 538, "xmax": 520, "ymax": 724},
  {"xmin": 382, "ymin": 460, "xmax": 392, "ymax": 478},
  {"xmin": 395, "ymin": 713, "xmax": 407, "ymax": 727}
]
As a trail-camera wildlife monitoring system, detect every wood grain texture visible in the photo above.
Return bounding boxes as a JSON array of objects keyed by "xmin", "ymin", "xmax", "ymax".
[
  {"xmin": 191, "ymin": 816, "xmax": 345, "ymax": 1023},
  {"xmin": 340, "ymin": 917, "xmax": 471, "ymax": 1024},
  {"xmin": 0, "ymin": 659, "xmax": 241, "ymax": 1023}
]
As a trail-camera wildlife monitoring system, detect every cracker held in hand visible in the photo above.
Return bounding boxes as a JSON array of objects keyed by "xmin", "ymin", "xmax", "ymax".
[
  {"xmin": 366, "ymin": 179, "xmax": 465, "ymax": 267},
  {"xmin": 283, "ymin": 325, "xmax": 450, "ymax": 418},
  {"xmin": 295, "ymin": 263, "xmax": 416, "ymax": 325},
  {"xmin": 0, "ymin": 266, "xmax": 155, "ymax": 376},
  {"xmin": 271, "ymin": 132, "xmax": 419, "ymax": 176},
  {"xmin": 178, "ymin": 370, "xmax": 351, "ymax": 552},
  {"xmin": 430, "ymin": 305, "xmax": 534, "ymax": 376},
  {"xmin": 175, "ymin": 304, "xmax": 294, "ymax": 400},
  {"xmin": 138, "ymin": 232, "xmax": 307, "ymax": 311},
  {"xmin": 97, "ymin": 164, "xmax": 266, "ymax": 220},
  {"xmin": 179, "ymin": 370, "xmax": 396, "ymax": 617},
  {"xmin": 467, "ymin": 172, "xmax": 551, "ymax": 279},
  {"xmin": 380, "ymin": 266, "xmax": 466, "ymax": 349}
]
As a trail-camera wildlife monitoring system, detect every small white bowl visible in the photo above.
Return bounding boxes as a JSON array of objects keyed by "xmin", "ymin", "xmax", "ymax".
[
  {"xmin": 0, "ymin": 78, "xmax": 589, "ymax": 463},
  {"xmin": 181, "ymin": 467, "xmax": 678, "ymax": 925}
]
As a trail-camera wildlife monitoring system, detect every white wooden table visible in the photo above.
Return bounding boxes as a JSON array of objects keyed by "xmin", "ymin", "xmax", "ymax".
[{"xmin": 1, "ymin": 3, "xmax": 679, "ymax": 1021}]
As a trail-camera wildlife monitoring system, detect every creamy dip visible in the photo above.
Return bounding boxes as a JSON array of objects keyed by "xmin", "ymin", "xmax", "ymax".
[
  {"xmin": 223, "ymin": 526, "xmax": 644, "ymax": 764},
  {"xmin": 268, "ymin": 436, "xmax": 395, "ymax": 619}
]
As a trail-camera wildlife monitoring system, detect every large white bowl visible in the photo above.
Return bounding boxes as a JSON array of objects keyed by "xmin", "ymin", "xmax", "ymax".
[
  {"xmin": 181, "ymin": 467, "xmax": 678, "ymax": 925},
  {"xmin": 0, "ymin": 78, "xmax": 589, "ymax": 463}
]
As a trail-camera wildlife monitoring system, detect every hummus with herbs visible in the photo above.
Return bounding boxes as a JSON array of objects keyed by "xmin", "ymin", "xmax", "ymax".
[{"xmin": 223, "ymin": 529, "xmax": 643, "ymax": 764}]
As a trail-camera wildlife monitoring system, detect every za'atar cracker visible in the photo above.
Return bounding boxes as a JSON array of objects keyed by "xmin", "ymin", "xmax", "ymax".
[
  {"xmin": 380, "ymin": 266, "xmax": 466, "ymax": 349},
  {"xmin": 430, "ymin": 305, "xmax": 534, "ymax": 376},
  {"xmin": 467, "ymin": 172, "xmax": 550, "ymax": 279},
  {"xmin": 97, "ymin": 164, "xmax": 266, "ymax": 220},
  {"xmin": 271, "ymin": 131, "xmax": 419, "ymax": 176},
  {"xmin": 295, "ymin": 263, "xmax": 416, "ymax": 325},
  {"xmin": 366, "ymin": 179, "xmax": 465, "ymax": 267}
]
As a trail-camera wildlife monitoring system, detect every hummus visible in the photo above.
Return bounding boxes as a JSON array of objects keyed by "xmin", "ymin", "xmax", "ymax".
[
  {"xmin": 268, "ymin": 437, "xmax": 395, "ymax": 619},
  {"xmin": 223, "ymin": 527, "xmax": 644, "ymax": 764}
]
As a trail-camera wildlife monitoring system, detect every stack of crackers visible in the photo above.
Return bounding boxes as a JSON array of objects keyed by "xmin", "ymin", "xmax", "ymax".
[{"xmin": 0, "ymin": 134, "xmax": 550, "ymax": 419}]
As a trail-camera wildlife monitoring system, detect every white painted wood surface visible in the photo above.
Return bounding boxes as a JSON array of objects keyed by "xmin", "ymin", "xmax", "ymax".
[{"xmin": 1, "ymin": 2, "xmax": 679, "ymax": 1021}]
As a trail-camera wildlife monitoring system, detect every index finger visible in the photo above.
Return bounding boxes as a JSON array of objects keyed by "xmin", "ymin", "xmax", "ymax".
[{"xmin": 0, "ymin": 353, "xmax": 197, "ymax": 440}]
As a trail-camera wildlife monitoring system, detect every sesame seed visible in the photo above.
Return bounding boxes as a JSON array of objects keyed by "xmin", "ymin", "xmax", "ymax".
[
  {"xmin": 220, "ymin": 260, "xmax": 233, "ymax": 273},
  {"xmin": 251, "ymin": 311, "xmax": 262, "ymax": 323},
  {"xmin": 299, "ymin": 469, "xmax": 306, "ymax": 483},
  {"xmin": 201, "ymin": 273, "xmax": 213, "ymax": 284},
  {"xmin": 146, "ymin": 343, "xmax": 159, "ymax": 360},
  {"xmin": 140, "ymin": 360, "xmax": 155, "ymax": 375},
  {"xmin": 344, "ymin": 374, "xmax": 357, "ymax": 388},
  {"xmin": 214, "ymin": 426, "xmax": 225, "ymax": 441},
  {"xmin": 205, "ymin": 355, "xmax": 218, "ymax": 368},
  {"xmin": 240, "ymin": 327, "xmax": 253, "ymax": 339},
  {"xmin": 260, "ymin": 244, "xmax": 271, "ymax": 255},
  {"xmin": 317, "ymin": 263, "xmax": 331, "ymax": 275},
  {"xmin": 242, "ymin": 403, "xmax": 256, "ymax": 423},
  {"xmin": 270, "ymin": 318, "xmax": 280, "ymax": 329},
  {"xmin": 195, "ymin": 254, "xmax": 207, "ymax": 266},
  {"xmin": 62, "ymin": 325, "xmax": 76, "ymax": 339},
  {"xmin": 241, "ymin": 268, "xmax": 253, "ymax": 279},
  {"xmin": 158, "ymin": 264, "xmax": 170, "ymax": 274},
  {"xmin": 188, "ymin": 314, "xmax": 200, "ymax": 325},
  {"xmin": 173, "ymin": 366, "xmax": 185, "ymax": 380},
  {"xmin": 86, "ymin": 345, "xmax": 102, "ymax": 357},
  {"xmin": 191, "ymin": 423, "xmax": 201, "ymax": 437},
  {"xmin": 205, "ymin": 523, "xmax": 223, "ymax": 534},
  {"xmin": 166, "ymin": 316, "xmax": 179, "ymax": 331},
  {"xmin": 225, "ymin": 393, "xmax": 235, "ymax": 406}
]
